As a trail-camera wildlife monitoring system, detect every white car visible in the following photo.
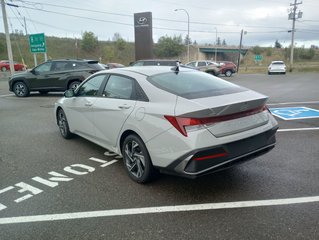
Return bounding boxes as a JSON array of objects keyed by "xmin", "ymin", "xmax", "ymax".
[
  {"xmin": 268, "ymin": 61, "xmax": 286, "ymax": 75},
  {"xmin": 55, "ymin": 66, "xmax": 278, "ymax": 183}
]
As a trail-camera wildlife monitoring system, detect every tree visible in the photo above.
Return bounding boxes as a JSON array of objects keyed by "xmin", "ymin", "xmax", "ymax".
[
  {"xmin": 184, "ymin": 35, "xmax": 192, "ymax": 45},
  {"xmin": 216, "ymin": 37, "xmax": 221, "ymax": 46},
  {"xmin": 81, "ymin": 31, "xmax": 98, "ymax": 52},
  {"xmin": 112, "ymin": 32, "xmax": 122, "ymax": 42},
  {"xmin": 275, "ymin": 40, "xmax": 282, "ymax": 48},
  {"xmin": 155, "ymin": 35, "xmax": 184, "ymax": 57},
  {"xmin": 222, "ymin": 39, "xmax": 227, "ymax": 46}
]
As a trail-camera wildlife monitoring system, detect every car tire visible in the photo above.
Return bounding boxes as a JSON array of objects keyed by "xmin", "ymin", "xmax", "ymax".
[
  {"xmin": 225, "ymin": 70, "xmax": 232, "ymax": 77},
  {"xmin": 57, "ymin": 108, "xmax": 73, "ymax": 139},
  {"xmin": 1, "ymin": 67, "xmax": 7, "ymax": 72},
  {"xmin": 13, "ymin": 81, "xmax": 29, "ymax": 97},
  {"xmin": 268, "ymin": 72, "xmax": 271, "ymax": 75},
  {"xmin": 68, "ymin": 81, "xmax": 81, "ymax": 90},
  {"xmin": 122, "ymin": 134, "xmax": 158, "ymax": 183},
  {"xmin": 39, "ymin": 90, "xmax": 49, "ymax": 94}
]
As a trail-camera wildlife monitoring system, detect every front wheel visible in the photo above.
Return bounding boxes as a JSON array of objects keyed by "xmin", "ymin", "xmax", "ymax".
[
  {"xmin": 225, "ymin": 70, "xmax": 232, "ymax": 77},
  {"xmin": 57, "ymin": 108, "xmax": 73, "ymax": 139},
  {"xmin": 13, "ymin": 81, "xmax": 29, "ymax": 97},
  {"xmin": 122, "ymin": 134, "xmax": 158, "ymax": 183},
  {"xmin": 68, "ymin": 81, "xmax": 81, "ymax": 90},
  {"xmin": 1, "ymin": 66, "xmax": 7, "ymax": 72}
]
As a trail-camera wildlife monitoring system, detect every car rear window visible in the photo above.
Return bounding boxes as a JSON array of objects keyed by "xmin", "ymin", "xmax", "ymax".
[
  {"xmin": 272, "ymin": 62, "xmax": 284, "ymax": 65},
  {"xmin": 148, "ymin": 71, "xmax": 246, "ymax": 99}
]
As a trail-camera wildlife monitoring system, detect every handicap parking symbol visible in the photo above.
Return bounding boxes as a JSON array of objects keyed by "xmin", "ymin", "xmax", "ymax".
[{"xmin": 269, "ymin": 107, "xmax": 319, "ymax": 120}]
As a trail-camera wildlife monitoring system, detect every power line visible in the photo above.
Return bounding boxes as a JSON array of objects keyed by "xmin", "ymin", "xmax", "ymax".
[{"xmin": 13, "ymin": 0, "xmax": 290, "ymax": 30}]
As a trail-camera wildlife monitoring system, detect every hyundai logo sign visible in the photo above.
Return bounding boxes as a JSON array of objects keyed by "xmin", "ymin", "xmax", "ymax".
[{"xmin": 137, "ymin": 17, "xmax": 148, "ymax": 25}]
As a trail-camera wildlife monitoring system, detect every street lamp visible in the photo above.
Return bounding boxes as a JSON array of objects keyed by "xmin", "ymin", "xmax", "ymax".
[
  {"xmin": 214, "ymin": 27, "xmax": 217, "ymax": 62},
  {"xmin": 174, "ymin": 8, "xmax": 190, "ymax": 62}
]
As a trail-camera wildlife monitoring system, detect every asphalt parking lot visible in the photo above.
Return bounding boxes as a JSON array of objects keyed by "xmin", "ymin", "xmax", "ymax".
[{"xmin": 0, "ymin": 73, "xmax": 318, "ymax": 240}]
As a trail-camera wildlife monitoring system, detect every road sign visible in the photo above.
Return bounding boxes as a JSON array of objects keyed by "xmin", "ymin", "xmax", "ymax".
[
  {"xmin": 269, "ymin": 107, "xmax": 319, "ymax": 120},
  {"xmin": 255, "ymin": 55, "xmax": 263, "ymax": 61},
  {"xmin": 29, "ymin": 33, "xmax": 46, "ymax": 53}
]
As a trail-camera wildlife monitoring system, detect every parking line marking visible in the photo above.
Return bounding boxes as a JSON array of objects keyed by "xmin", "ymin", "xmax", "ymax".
[
  {"xmin": 1, "ymin": 195, "xmax": 319, "ymax": 225},
  {"xmin": 0, "ymin": 94, "xmax": 14, "ymax": 97},
  {"xmin": 278, "ymin": 127, "xmax": 319, "ymax": 132}
]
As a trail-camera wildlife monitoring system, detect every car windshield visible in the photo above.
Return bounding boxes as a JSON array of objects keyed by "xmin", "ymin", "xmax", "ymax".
[{"xmin": 148, "ymin": 71, "xmax": 246, "ymax": 99}]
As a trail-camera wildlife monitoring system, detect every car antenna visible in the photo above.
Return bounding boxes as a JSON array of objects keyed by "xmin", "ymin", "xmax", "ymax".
[{"xmin": 171, "ymin": 60, "xmax": 180, "ymax": 74}]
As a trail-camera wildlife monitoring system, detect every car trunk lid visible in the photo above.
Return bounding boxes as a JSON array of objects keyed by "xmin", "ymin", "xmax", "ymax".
[{"xmin": 174, "ymin": 90, "xmax": 269, "ymax": 137}]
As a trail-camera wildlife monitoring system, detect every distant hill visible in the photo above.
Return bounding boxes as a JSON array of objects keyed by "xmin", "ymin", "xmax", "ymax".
[{"xmin": 0, "ymin": 33, "xmax": 135, "ymax": 68}]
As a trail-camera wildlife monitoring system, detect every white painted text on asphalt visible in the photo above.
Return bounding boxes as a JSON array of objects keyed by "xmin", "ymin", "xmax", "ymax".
[{"xmin": 0, "ymin": 155, "xmax": 118, "ymax": 212}]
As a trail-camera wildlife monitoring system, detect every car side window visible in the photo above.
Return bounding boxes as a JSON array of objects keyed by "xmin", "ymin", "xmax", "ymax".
[
  {"xmin": 197, "ymin": 61, "xmax": 206, "ymax": 67},
  {"xmin": 132, "ymin": 61, "xmax": 144, "ymax": 66},
  {"xmin": 64, "ymin": 62, "xmax": 75, "ymax": 70},
  {"xmin": 103, "ymin": 75, "xmax": 133, "ymax": 100},
  {"xmin": 34, "ymin": 62, "xmax": 52, "ymax": 73},
  {"xmin": 52, "ymin": 62, "xmax": 66, "ymax": 71},
  {"xmin": 77, "ymin": 75, "xmax": 106, "ymax": 97}
]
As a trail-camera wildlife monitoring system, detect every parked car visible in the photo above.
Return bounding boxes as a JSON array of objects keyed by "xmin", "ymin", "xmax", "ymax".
[
  {"xmin": 0, "ymin": 60, "xmax": 27, "ymax": 72},
  {"xmin": 185, "ymin": 60, "xmax": 220, "ymax": 76},
  {"xmin": 102, "ymin": 63, "xmax": 125, "ymax": 69},
  {"xmin": 130, "ymin": 59, "xmax": 178, "ymax": 66},
  {"xmin": 268, "ymin": 61, "xmax": 286, "ymax": 75},
  {"xmin": 9, "ymin": 59, "xmax": 104, "ymax": 97},
  {"xmin": 55, "ymin": 66, "xmax": 278, "ymax": 183},
  {"xmin": 216, "ymin": 61, "xmax": 237, "ymax": 77}
]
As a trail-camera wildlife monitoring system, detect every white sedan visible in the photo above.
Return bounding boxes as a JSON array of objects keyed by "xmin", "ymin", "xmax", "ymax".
[
  {"xmin": 268, "ymin": 61, "xmax": 286, "ymax": 75},
  {"xmin": 55, "ymin": 66, "xmax": 278, "ymax": 183}
]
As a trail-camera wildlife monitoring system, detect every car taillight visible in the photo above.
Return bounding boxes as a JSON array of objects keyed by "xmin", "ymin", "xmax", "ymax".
[{"xmin": 165, "ymin": 105, "xmax": 267, "ymax": 137}]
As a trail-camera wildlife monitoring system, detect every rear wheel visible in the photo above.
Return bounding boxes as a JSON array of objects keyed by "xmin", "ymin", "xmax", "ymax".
[
  {"xmin": 68, "ymin": 81, "xmax": 81, "ymax": 90},
  {"xmin": 225, "ymin": 70, "xmax": 232, "ymax": 77},
  {"xmin": 122, "ymin": 134, "xmax": 157, "ymax": 183},
  {"xmin": 57, "ymin": 108, "xmax": 73, "ymax": 139},
  {"xmin": 13, "ymin": 81, "xmax": 29, "ymax": 97}
]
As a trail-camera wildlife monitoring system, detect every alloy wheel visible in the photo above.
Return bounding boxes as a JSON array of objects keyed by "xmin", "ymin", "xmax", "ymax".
[
  {"xmin": 124, "ymin": 140, "xmax": 146, "ymax": 178},
  {"xmin": 58, "ymin": 110, "xmax": 67, "ymax": 137}
]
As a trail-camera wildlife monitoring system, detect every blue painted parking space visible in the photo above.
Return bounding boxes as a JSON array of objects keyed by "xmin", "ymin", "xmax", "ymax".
[{"xmin": 269, "ymin": 107, "xmax": 319, "ymax": 120}]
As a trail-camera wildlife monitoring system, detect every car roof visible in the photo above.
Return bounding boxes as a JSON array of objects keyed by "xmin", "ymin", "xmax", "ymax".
[
  {"xmin": 271, "ymin": 61, "xmax": 285, "ymax": 64},
  {"xmin": 98, "ymin": 66, "xmax": 195, "ymax": 77},
  {"xmin": 47, "ymin": 59, "xmax": 99, "ymax": 63}
]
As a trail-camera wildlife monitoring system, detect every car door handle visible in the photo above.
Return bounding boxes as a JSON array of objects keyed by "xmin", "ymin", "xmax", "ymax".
[
  {"xmin": 118, "ymin": 105, "xmax": 131, "ymax": 109},
  {"xmin": 85, "ymin": 102, "xmax": 93, "ymax": 106}
]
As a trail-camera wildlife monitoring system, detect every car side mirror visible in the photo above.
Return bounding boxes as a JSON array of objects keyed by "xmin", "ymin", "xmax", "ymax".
[{"xmin": 64, "ymin": 89, "xmax": 75, "ymax": 98}]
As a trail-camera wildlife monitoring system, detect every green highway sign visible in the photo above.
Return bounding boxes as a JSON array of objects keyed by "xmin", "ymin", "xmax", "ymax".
[
  {"xmin": 29, "ymin": 33, "xmax": 47, "ymax": 53},
  {"xmin": 255, "ymin": 55, "xmax": 263, "ymax": 61}
]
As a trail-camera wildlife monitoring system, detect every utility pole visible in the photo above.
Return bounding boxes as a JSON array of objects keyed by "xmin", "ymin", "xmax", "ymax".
[
  {"xmin": 1, "ymin": 0, "xmax": 15, "ymax": 74},
  {"xmin": 24, "ymin": 17, "xmax": 28, "ymax": 35},
  {"xmin": 288, "ymin": 0, "xmax": 302, "ymax": 71},
  {"xmin": 237, "ymin": 29, "xmax": 244, "ymax": 73}
]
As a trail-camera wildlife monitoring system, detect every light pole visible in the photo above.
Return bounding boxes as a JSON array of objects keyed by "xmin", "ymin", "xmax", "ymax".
[
  {"xmin": 214, "ymin": 27, "xmax": 217, "ymax": 62},
  {"xmin": 175, "ymin": 8, "xmax": 190, "ymax": 62}
]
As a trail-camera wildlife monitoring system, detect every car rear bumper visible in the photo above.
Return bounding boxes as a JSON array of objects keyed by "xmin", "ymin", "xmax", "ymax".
[{"xmin": 159, "ymin": 126, "xmax": 278, "ymax": 178}]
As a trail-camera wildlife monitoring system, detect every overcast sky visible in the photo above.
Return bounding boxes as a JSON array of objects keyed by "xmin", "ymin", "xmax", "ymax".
[{"xmin": 2, "ymin": 0, "xmax": 319, "ymax": 47}]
